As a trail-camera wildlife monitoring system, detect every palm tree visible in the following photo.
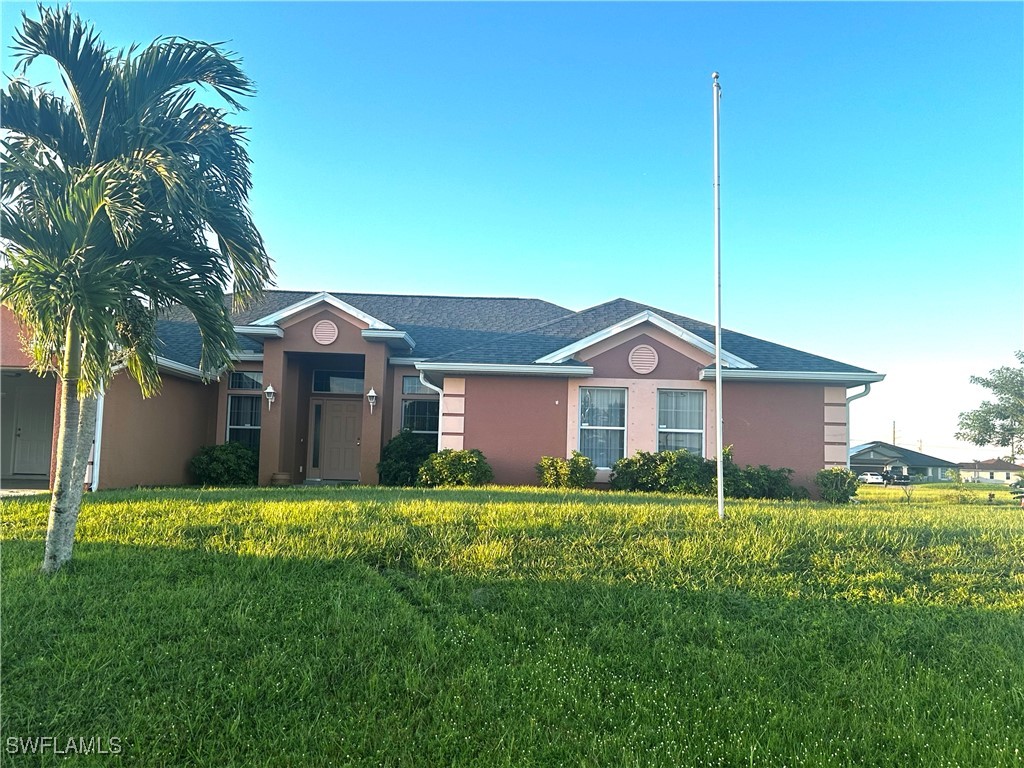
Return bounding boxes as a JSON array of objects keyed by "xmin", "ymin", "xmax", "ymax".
[{"xmin": 0, "ymin": 7, "xmax": 273, "ymax": 573}]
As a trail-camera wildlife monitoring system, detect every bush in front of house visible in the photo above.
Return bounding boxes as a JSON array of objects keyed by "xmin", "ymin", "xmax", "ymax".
[
  {"xmin": 189, "ymin": 442, "xmax": 259, "ymax": 486},
  {"xmin": 725, "ymin": 464, "xmax": 805, "ymax": 500},
  {"xmin": 418, "ymin": 449, "xmax": 495, "ymax": 487},
  {"xmin": 536, "ymin": 451, "xmax": 596, "ymax": 489},
  {"xmin": 611, "ymin": 449, "xmax": 715, "ymax": 494},
  {"xmin": 611, "ymin": 449, "xmax": 803, "ymax": 500},
  {"xmin": 377, "ymin": 430, "xmax": 436, "ymax": 486},
  {"xmin": 815, "ymin": 467, "xmax": 860, "ymax": 504}
]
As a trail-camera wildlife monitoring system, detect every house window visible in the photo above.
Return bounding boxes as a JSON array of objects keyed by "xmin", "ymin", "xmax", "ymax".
[
  {"xmin": 227, "ymin": 395, "xmax": 261, "ymax": 452},
  {"xmin": 313, "ymin": 368, "xmax": 364, "ymax": 394},
  {"xmin": 657, "ymin": 390, "xmax": 704, "ymax": 456},
  {"xmin": 990, "ymin": 472, "xmax": 995, "ymax": 480},
  {"xmin": 579, "ymin": 387, "xmax": 626, "ymax": 469},
  {"xmin": 1007, "ymin": 472, "xmax": 1012, "ymax": 480},
  {"xmin": 402, "ymin": 376, "xmax": 432, "ymax": 395},
  {"xmin": 400, "ymin": 377, "xmax": 439, "ymax": 435},
  {"xmin": 402, "ymin": 400, "xmax": 439, "ymax": 434},
  {"xmin": 229, "ymin": 371, "xmax": 263, "ymax": 391}
]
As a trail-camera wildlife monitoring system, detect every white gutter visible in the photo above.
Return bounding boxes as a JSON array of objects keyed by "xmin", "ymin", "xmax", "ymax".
[
  {"xmin": 416, "ymin": 362, "xmax": 594, "ymax": 377},
  {"xmin": 845, "ymin": 383, "xmax": 873, "ymax": 469},
  {"xmin": 155, "ymin": 357, "xmax": 208, "ymax": 381},
  {"xmin": 361, "ymin": 329, "xmax": 415, "ymax": 350},
  {"xmin": 233, "ymin": 325, "xmax": 284, "ymax": 338},
  {"xmin": 228, "ymin": 352, "xmax": 265, "ymax": 362},
  {"xmin": 390, "ymin": 357, "xmax": 427, "ymax": 366},
  {"xmin": 699, "ymin": 369, "xmax": 885, "ymax": 385},
  {"xmin": 91, "ymin": 388, "xmax": 105, "ymax": 491},
  {"xmin": 418, "ymin": 371, "xmax": 445, "ymax": 452}
]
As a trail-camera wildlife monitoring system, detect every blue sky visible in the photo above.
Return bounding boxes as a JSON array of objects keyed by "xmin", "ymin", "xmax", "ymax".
[{"xmin": 4, "ymin": 2, "xmax": 1022, "ymax": 461}]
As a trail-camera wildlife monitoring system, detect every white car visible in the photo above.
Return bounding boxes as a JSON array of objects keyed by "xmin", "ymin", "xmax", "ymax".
[{"xmin": 857, "ymin": 472, "xmax": 885, "ymax": 485}]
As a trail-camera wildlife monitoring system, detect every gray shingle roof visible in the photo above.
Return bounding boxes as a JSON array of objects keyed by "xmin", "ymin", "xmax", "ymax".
[
  {"xmin": 850, "ymin": 441, "xmax": 958, "ymax": 468},
  {"xmin": 430, "ymin": 298, "xmax": 876, "ymax": 374},
  {"xmin": 157, "ymin": 291, "xmax": 571, "ymax": 368},
  {"xmin": 154, "ymin": 292, "xmax": 876, "ymax": 378}
]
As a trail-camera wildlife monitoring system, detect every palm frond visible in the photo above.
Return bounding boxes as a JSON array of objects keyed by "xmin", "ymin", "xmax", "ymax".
[
  {"xmin": 0, "ymin": 79, "xmax": 89, "ymax": 166},
  {"xmin": 11, "ymin": 6, "xmax": 115, "ymax": 153}
]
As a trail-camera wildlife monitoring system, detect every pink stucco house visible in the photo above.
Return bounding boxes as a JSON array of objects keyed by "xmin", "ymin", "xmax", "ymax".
[{"xmin": 1, "ymin": 291, "xmax": 883, "ymax": 491}]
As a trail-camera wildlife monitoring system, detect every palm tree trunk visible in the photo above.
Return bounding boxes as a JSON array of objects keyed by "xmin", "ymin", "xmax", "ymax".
[{"xmin": 42, "ymin": 320, "xmax": 83, "ymax": 574}]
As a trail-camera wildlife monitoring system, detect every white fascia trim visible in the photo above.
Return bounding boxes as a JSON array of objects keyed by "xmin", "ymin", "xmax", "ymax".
[
  {"xmin": 361, "ymin": 329, "xmax": 415, "ymax": 350},
  {"xmin": 534, "ymin": 310, "xmax": 756, "ymax": 369},
  {"xmin": 233, "ymin": 325, "xmax": 284, "ymax": 338},
  {"xmin": 229, "ymin": 353, "xmax": 265, "ymax": 362},
  {"xmin": 389, "ymin": 357, "xmax": 427, "ymax": 366},
  {"xmin": 251, "ymin": 291, "xmax": 394, "ymax": 330},
  {"xmin": 156, "ymin": 357, "xmax": 208, "ymax": 381},
  {"xmin": 699, "ymin": 369, "xmax": 886, "ymax": 384},
  {"xmin": 416, "ymin": 362, "xmax": 594, "ymax": 377}
]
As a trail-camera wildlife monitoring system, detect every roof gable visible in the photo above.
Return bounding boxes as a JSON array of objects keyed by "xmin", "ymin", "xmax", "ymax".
[
  {"xmin": 534, "ymin": 310, "xmax": 756, "ymax": 369},
  {"xmin": 251, "ymin": 291, "xmax": 394, "ymax": 330}
]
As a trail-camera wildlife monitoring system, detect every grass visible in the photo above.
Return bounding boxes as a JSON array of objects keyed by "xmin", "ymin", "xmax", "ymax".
[{"xmin": 2, "ymin": 483, "xmax": 1023, "ymax": 767}]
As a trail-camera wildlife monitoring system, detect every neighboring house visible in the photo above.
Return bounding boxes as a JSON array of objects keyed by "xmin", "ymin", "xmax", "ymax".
[
  {"xmin": 1, "ymin": 291, "xmax": 883, "ymax": 491},
  {"xmin": 957, "ymin": 459, "xmax": 1024, "ymax": 485},
  {"xmin": 849, "ymin": 441, "xmax": 958, "ymax": 481}
]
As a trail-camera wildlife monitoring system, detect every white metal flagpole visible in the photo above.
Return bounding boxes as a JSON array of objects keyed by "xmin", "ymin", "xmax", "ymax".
[{"xmin": 712, "ymin": 71, "xmax": 725, "ymax": 522}]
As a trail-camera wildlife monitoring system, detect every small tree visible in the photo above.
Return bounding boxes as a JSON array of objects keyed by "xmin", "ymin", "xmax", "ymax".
[
  {"xmin": 956, "ymin": 351, "xmax": 1024, "ymax": 462},
  {"xmin": 1, "ymin": 8, "xmax": 271, "ymax": 573}
]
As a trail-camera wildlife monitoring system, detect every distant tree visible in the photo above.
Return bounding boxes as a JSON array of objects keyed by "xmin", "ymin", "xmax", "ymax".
[
  {"xmin": 955, "ymin": 351, "xmax": 1024, "ymax": 462},
  {"xmin": 1, "ymin": 7, "xmax": 271, "ymax": 573}
]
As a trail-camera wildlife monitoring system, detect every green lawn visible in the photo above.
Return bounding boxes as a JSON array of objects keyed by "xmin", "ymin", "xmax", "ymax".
[{"xmin": 2, "ymin": 484, "xmax": 1022, "ymax": 767}]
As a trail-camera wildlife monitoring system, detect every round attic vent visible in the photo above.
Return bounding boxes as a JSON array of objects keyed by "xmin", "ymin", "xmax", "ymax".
[
  {"xmin": 312, "ymin": 320, "xmax": 339, "ymax": 345},
  {"xmin": 628, "ymin": 344, "xmax": 659, "ymax": 375}
]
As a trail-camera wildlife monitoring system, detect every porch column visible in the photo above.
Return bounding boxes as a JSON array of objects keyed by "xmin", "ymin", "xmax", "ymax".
[
  {"xmin": 359, "ymin": 343, "xmax": 388, "ymax": 484},
  {"xmin": 258, "ymin": 338, "xmax": 285, "ymax": 485}
]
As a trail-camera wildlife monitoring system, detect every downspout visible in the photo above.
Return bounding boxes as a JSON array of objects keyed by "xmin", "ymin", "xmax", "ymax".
[
  {"xmin": 91, "ymin": 388, "xmax": 105, "ymax": 490},
  {"xmin": 845, "ymin": 383, "xmax": 872, "ymax": 469},
  {"xmin": 418, "ymin": 371, "xmax": 444, "ymax": 452}
]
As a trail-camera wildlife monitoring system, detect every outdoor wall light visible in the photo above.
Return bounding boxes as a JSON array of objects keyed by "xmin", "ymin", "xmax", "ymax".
[
  {"xmin": 264, "ymin": 384, "xmax": 276, "ymax": 410},
  {"xmin": 366, "ymin": 388, "xmax": 377, "ymax": 414}
]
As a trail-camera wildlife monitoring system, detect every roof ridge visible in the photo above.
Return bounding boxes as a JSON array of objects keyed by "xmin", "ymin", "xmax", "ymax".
[{"xmin": 225, "ymin": 289, "xmax": 567, "ymax": 305}]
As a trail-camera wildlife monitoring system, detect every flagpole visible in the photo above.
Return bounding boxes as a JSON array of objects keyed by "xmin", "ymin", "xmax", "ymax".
[{"xmin": 712, "ymin": 71, "xmax": 725, "ymax": 522}]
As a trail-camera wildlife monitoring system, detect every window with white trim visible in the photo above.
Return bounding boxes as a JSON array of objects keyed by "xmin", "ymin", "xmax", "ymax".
[
  {"xmin": 401, "ymin": 376, "xmax": 438, "ymax": 435},
  {"xmin": 657, "ymin": 390, "xmax": 704, "ymax": 456},
  {"xmin": 579, "ymin": 387, "xmax": 626, "ymax": 469},
  {"xmin": 227, "ymin": 395, "xmax": 261, "ymax": 452}
]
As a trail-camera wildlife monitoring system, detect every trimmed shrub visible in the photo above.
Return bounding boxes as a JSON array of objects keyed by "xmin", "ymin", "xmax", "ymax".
[
  {"xmin": 611, "ymin": 450, "xmax": 715, "ymax": 494},
  {"xmin": 612, "ymin": 448, "xmax": 801, "ymax": 500},
  {"xmin": 378, "ymin": 430, "xmax": 435, "ymax": 486},
  {"xmin": 189, "ymin": 442, "xmax": 259, "ymax": 486},
  {"xmin": 418, "ymin": 449, "xmax": 495, "ymax": 487},
  {"xmin": 728, "ymin": 464, "xmax": 800, "ymax": 500},
  {"xmin": 610, "ymin": 450, "xmax": 666, "ymax": 492},
  {"xmin": 536, "ymin": 456, "xmax": 569, "ymax": 488},
  {"xmin": 566, "ymin": 451, "xmax": 597, "ymax": 488},
  {"xmin": 815, "ymin": 467, "xmax": 860, "ymax": 504},
  {"xmin": 536, "ymin": 451, "xmax": 596, "ymax": 489}
]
